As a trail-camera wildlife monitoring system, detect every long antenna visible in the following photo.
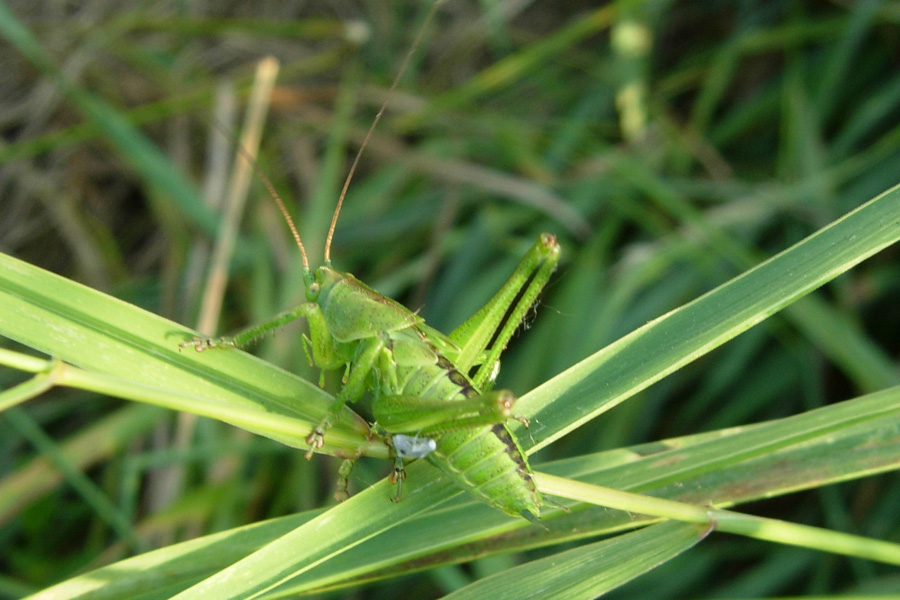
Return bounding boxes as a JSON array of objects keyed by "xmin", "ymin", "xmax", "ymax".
[{"xmin": 323, "ymin": 1, "xmax": 443, "ymax": 265}]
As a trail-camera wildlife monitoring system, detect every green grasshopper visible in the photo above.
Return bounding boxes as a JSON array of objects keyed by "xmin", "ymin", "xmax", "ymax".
[
  {"xmin": 182, "ymin": 8, "xmax": 561, "ymax": 521},
  {"xmin": 184, "ymin": 218, "xmax": 559, "ymax": 520}
]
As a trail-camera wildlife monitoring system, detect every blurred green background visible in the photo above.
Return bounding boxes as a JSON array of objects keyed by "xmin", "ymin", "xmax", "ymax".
[{"xmin": 1, "ymin": 0, "xmax": 899, "ymax": 597}]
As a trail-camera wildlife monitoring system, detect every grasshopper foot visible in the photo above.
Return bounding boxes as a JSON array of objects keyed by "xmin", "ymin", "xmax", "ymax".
[
  {"xmin": 179, "ymin": 336, "xmax": 234, "ymax": 352},
  {"xmin": 179, "ymin": 337, "xmax": 212, "ymax": 352},
  {"xmin": 305, "ymin": 428, "xmax": 325, "ymax": 459},
  {"xmin": 389, "ymin": 460, "xmax": 407, "ymax": 502},
  {"xmin": 306, "ymin": 414, "xmax": 335, "ymax": 459}
]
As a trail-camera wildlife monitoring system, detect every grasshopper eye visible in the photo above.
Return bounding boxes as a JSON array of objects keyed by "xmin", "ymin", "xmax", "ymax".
[{"xmin": 306, "ymin": 282, "xmax": 321, "ymax": 301}]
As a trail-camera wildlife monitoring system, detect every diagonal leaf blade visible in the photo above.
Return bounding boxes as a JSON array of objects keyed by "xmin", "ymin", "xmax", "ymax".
[{"xmin": 519, "ymin": 182, "xmax": 900, "ymax": 450}]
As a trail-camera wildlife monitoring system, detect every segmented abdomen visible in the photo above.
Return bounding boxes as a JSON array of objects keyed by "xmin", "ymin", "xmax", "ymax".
[
  {"xmin": 383, "ymin": 329, "xmax": 541, "ymax": 519},
  {"xmin": 429, "ymin": 426, "xmax": 540, "ymax": 518}
]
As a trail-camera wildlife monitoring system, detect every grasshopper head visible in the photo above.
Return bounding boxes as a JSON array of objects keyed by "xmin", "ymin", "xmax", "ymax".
[{"xmin": 305, "ymin": 266, "xmax": 343, "ymax": 303}]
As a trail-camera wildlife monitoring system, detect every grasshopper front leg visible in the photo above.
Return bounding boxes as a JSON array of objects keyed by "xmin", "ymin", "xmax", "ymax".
[
  {"xmin": 179, "ymin": 303, "xmax": 313, "ymax": 352},
  {"xmin": 304, "ymin": 335, "xmax": 384, "ymax": 458},
  {"xmin": 179, "ymin": 301, "xmax": 364, "ymax": 458}
]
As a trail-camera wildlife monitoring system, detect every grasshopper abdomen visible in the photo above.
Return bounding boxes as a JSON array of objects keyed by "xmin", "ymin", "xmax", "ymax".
[{"xmin": 380, "ymin": 326, "xmax": 544, "ymax": 518}]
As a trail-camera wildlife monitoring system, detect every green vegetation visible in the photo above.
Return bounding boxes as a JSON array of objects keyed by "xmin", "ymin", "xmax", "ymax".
[{"xmin": 1, "ymin": 1, "xmax": 899, "ymax": 598}]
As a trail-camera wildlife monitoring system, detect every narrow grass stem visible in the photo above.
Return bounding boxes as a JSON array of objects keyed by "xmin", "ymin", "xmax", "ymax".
[
  {"xmin": 536, "ymin": 472, "xmax": 900, "ymax": 565},
  {"xmin": 0, "ymin": 370, "xmax": 55, "ymax": 412}
]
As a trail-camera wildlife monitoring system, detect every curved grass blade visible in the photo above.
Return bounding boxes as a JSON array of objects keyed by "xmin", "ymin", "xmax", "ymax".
[
  {"xmin": 517, "ymin": 182, "xmax": 900, "ymax": 451},
  {"xmin": 442, "ymin": 521, "xmax": 706, "ymax": 600},
  {"xmin": 0, "ymin": 252, "xmax": 379, "ymax": 458},
  {"xmin": 30, "ymin": 383, "xmax": 898, "ymax": 600}
]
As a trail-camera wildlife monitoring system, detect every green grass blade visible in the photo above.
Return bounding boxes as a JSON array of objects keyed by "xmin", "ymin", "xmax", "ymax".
[
  {"xmin": 165, "ymin": 469, "xmax": 464, "ymax": 600},
  {"xmin": 0, "ymin": 404, "xmax": 162, "ymax": 527},
  {"xmin": 24, "ymin": 512, "xmax": 319, "ymax": 600},
  {"xmin": 0, "ymin": 252, "xmax": 380, "ymax": 458},
  {"xmin": 28, "ymin": 384, "xmax": 899, "ymax": 599},
  {"xmin": 0, "ymin": 0, "xmax": 218, "ymax": 236},
  {"xmin": 537, "ymin": 473, "xmax": 900, "ymax": 565},
  {"xmin": 518, "ymin": 183, "xmax": 900, "ymax": 451},
  {"xmin": 273, "ymin": 386, "xmax": 900, "ymax": 595},
  {"xmin": 3, "ymin": 407, "xmax": 144, "ymax": 552},
  {"xmin": 442, "ymin": 521, "xmax": 706, "ymax": 600}
]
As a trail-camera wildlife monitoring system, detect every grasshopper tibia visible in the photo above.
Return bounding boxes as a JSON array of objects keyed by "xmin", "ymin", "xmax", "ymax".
[{"xmin": 335, "ymin": 458, "xmax": 356, "ymax": 502}]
